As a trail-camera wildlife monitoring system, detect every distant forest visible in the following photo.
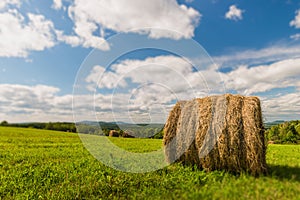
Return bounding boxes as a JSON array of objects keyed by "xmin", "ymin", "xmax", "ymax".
[
  {"xmin": 1, "ymin": 120, "xmax": 300, "ymax": 143},
  {"xmin": 0, "ymin": 121, "xmax": 77, "ymax": 133},
  {"xmin": 0, "ymin": 121, "xmax": 164, "ymax": 139}
]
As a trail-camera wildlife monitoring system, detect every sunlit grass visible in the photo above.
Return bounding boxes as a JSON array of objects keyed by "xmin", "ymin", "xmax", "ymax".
[{"xmin": 0, "ymin": 127, "xmax": 299, "ymax": 199}]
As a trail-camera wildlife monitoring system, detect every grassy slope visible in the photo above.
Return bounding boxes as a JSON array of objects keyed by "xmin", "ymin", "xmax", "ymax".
[{"xmin": 0, "ymin": 127, "xmax": 299, "ymax": 200}]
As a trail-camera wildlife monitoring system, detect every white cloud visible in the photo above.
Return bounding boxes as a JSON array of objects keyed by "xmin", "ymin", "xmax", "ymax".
[
  {"xmin": 0, "ymin": 0, "xmax": 201, "ymax": 55},
  {"xmin": 213, "ymin": 44, "xmax": 300, "ymax": 68},
  {"xmin": 0, "ymin": 83, "xmax": 168, "ymax": 123},
  {"xmin": 86, "ymin": 55, "xmax": 213, "ymax": 95},
  {"xmin": 199, "ymin": 45, "xmax": 300, "ymax": 121},
  {"xmin": 84, "ymin": 53, "xmax": 300, "ymax": 122},
  {"xmin": 64, "ymin": 0, "xmax": 200, "ymax": 48},
  {"xmin": 225, "ymin": 5, "xmax": 244, "ymax": 21},
  {"xmin": 55, "ymin": 30, "xmax": 82, "ymax": 47},
  {"xmin": 214, "ymin": 45, "xmax": 300, "ymax": 95},
  {"xmin": 224, "ymin": 58, "xmax": 300, "ymax": 95},
  {"xmin": 85, "ymin": 65, "xmax": 127, "ymax": 89},
  {"xmin": 185, "ymin": 0, "xmax": 194, "ymax": 3},
  {"xmin": 290, "ymin": 10, "xmax": 300, "ymax": 28},
  {"xmin": 0, "ymin": 9, "xmax": 56, "ymax": 57},
  {"xmin": 52, "ymin": 0, "xmax": 63, "ymax": 10},
  {"xmin": 0, "ymin": 0, "xmax": 20, "ymax": 10},
  {"xmin": 89, "ymin": 54, "xmax": 300, "ymax": 97},
  {"xmin": 290, "ymin": 33, "xmax": 300, "ymax": 40},
  {"xmin": 261, "ymin": 93, "xmax": 300, "ymax": 122},
  {"xmin": 84, "ymin": 55, "xmax": 224, "ymax": 122},
  {"xmin": 0, "ymin": 84, "xmax": 74, "ymax": 122},
  {"xmin": 2, "ymin": 51, "xmax": 300, "ymax": 123}
]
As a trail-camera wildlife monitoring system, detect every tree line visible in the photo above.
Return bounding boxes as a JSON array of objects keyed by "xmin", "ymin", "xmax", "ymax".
[
  {"xmin": 0, "ymin": 120, "xmax": 164, "ymax": 138},
  {"xmin": 265, "ymin": 120, "xmax": 300, "ymax": 144},
  {"xmin": 1, "ymin": 120, "xmax": 300, "ymax": 143},
  {"xmin": 0, "ymin": 121, "xmax": 77, "ymax": 133},
  {"xmin": 76, "ymin": 123, "xmax": 164, "ymax": 139}
]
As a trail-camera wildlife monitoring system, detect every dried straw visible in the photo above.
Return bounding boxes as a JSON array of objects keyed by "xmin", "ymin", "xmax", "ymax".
[{"xmin": 163, "ymin": 94, "xmax": 267, "ymax": 175}]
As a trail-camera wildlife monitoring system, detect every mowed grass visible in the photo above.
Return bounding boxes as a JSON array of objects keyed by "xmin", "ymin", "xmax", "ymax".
[{"xmin": 0, "ymin": 127, "xmax": 300, "ymax": 199}]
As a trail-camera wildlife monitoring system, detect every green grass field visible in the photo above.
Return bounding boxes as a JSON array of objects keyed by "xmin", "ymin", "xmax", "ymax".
[{"xmin": 0, "ymin": 127, "xmax": 300, "ymax": 199}]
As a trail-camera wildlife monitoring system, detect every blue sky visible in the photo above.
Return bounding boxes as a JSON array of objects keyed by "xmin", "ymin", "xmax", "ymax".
[{"xmin": 0, "ymin": 0, "xmax": 300, "ymax": 123}]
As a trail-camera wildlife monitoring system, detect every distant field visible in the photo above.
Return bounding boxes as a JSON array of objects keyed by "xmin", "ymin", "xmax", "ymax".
[{"xmin": 0, "ymin": 127, "xmax": 300, "ymax": 199}]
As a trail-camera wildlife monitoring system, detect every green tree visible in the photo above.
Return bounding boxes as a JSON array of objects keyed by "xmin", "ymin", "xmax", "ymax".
[
  {"xmin": 266, "ymin": 121, "xmax": 300, "ymax": 144},
  {"xmin": 295, "ymin": 124, "xmax": 300, "ymax": 135},
  {"xmin": 267, "ymin": 126, "xmax": 280, "ymax": 142},
  {"xmin": 284, "ymin": 130, "xmax": 298, "ymax": 143},
  {"xmin": 0, "ymin": 121, "xmax": 8, "ymax": 126}
]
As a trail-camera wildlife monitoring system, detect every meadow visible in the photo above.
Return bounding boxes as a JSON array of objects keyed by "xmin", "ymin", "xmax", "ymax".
[{"xmin": 0, "ymin": 127, "xmax": 299, "ymax": 199}]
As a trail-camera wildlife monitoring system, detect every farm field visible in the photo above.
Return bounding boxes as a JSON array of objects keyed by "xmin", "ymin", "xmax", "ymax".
[{"xmin": 0, "ymin": 127, "xmax": 300, "ymax": 199}]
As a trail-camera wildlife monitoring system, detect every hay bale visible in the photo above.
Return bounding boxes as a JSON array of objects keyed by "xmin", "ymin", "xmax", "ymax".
[
  {"xmin": 109, "ymin": 130, "xmax": 119, "ymax": 137},
  {"xmin": 242, "ymin": 97, "xmax": 267, "ymax": 175},
  {"xmin": 163, "ymin": 101, "xmax": 183, "ymax": 163},
  {"xmin": 176, "ymin": 100, "xmax": 201, "ymax": 166},
  {"xmin": 163, "ymin": 94, "xmax": 267, "ymax": 175},
  {"xmin": 122, "ymin": 131, "xmax": 135, "ymax": 138}
]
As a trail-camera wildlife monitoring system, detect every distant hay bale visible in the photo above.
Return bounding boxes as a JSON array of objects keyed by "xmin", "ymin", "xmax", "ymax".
[
  {"xmin": 109, "ymin": 130, "xmax": 119, "ymax": 137},
  {"xmin": 163, "ymin": 94, "xmax": 267, "ymax": 176},
  {"xmin": 122, "ymin": 131, "xmax": 135, "ymax": 138}
]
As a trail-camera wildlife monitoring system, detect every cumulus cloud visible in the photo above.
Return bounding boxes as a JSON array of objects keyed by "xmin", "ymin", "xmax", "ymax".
[
  {"xmin": 0, "ymin": 0, "xmax": 20, "ymax": 10},
  {"xmin": 213, "ymin": 44, "xmax": 300, "ymax": 68},
  {"xmin": 214, "ymin": 45, "xmax": 300, "ymax": 94},
  {"xmin": 0, "ymin": 83, "xmax": 163, "ymax": 123},
  {"xmin": 290, "ymin": 10, "xmax": 300, "ymax": 28},
  {"xmin": 55, "ymin": 30, "xmax": 82, "ymax": 47},
  {"xmin": 1, "ymin": 52, "xmax": 300, "ymax": 122},
  {"xmin": 62, "ymin": 0, "xmax": 200, "ymax": 49},
  {"xmin": 0, "ymin": 84, "xmax": 74, "ymax": 122},
  {"xmin": 262, "ymin": 93, "xmax": 300, "ymax": 121},
  {"xmin": 224, "ymin": 58, "xmax": 300, "ymax": 95},
  {"xmin": 225, "ymin": 5, "xmax": 244, "ymax": 21},
  {"xmin": 83, "ymin": 53, "xmax": 300, "ymax": 122},
  {"xmin": 87, "ymin": 54, "xmax": 300, "ymax": 97},
  {"xmin": 85, "ymin": 65, "xmax": 127, "ymax": 89},
  {"xmin": 0, "ymin": 9, "xmax": 56, "ymax": 57},
  {"xmin": 214, "ymin": 48, "xmax": 300, "ymax": 120},
  {"xmin": 52, "ymin": 0, "xmax": 63, "ymax": 10},
  {"xmin": 290, "ymin": 33, "xmax": 300, "ymax": 40},
  {"xmin": 83, "ymin": 55, "xmax": 225, "ymax": 122},
  {"xmin": 0, "ymin": 0, "xmax": 201, "ymax": 55},
  {"xmin": 86, "ymin": 55, "xmax": 215, "ymax": 95},
  {"xmin": 185, "ymin": 0, "xmax": 194, "ymax": 3}
]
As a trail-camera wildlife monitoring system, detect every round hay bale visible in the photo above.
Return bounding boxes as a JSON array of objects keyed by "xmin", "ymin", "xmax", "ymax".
[
  {"xmin": 242, "ymin": 96, "xmax": 267, "ymax": 175},
  {"xmin": 176, "ymin": 100, "xmax": 201, "ymax": 166},
  {"xmin": 163, "ymin": 94, "xmax": 267, "ymax": 175},
  {"xmin": 163, "ymin": 101, "xmax": 183, "ymax": 163},
  {"xmin": 122, "ymin": 131, "xmax": 135, "ymax": 138},
  {"xmin": 109, "ymin": 130, "xmax": 119, "ymax": 137}
]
